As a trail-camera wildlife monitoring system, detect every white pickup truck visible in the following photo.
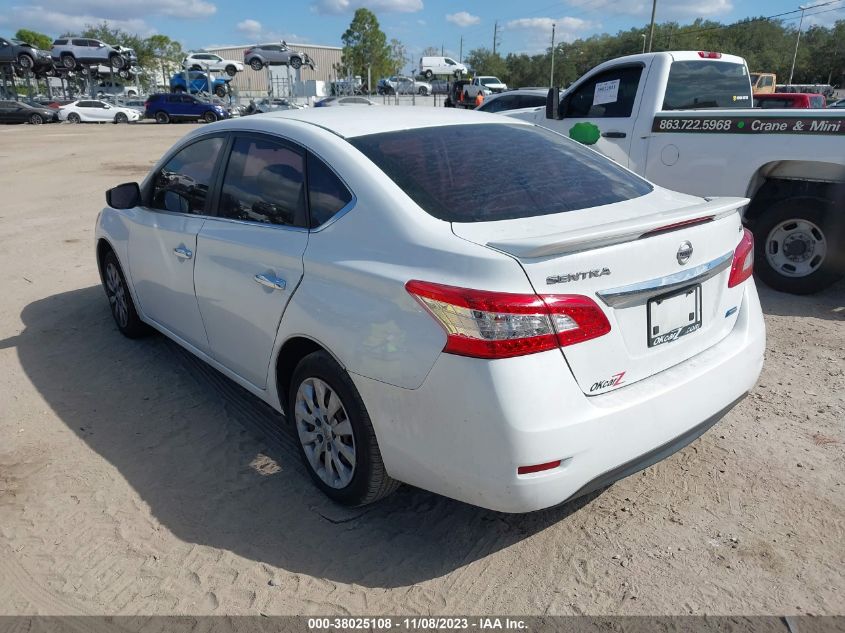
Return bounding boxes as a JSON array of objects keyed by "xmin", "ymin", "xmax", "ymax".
[{"xmin": 507, "ymin": 51, "xmax": 844, "ymax": 294}]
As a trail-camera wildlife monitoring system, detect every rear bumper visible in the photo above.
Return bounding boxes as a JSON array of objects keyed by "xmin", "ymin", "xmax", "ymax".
[{"xmin": 352, "ymin": 282, "xmax": 765, "ymax": 512}]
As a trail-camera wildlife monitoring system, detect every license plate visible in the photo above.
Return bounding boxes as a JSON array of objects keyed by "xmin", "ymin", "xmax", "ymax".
[{"xmin": 647, "ymin": 285, "xmax": 702, "ymax": 347}]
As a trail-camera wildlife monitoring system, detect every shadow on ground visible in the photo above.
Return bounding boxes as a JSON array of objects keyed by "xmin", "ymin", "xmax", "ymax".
[
  {"xmin": 756, "ymin": 278, "xmax": 845, "ymax": 321},
  {"xmin": 4, "ymin": 285, "xmax": 601, "ymax": 589}
]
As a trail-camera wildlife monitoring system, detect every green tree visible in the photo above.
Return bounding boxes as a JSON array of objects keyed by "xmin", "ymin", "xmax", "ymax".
[
  {"xmin": 145, "ymin": 34, "xmax": 184, "ymax": 90},
  {"xmin": 464, "ymin": 48, "xmax": 507, "ymax": 78},
  {"xmin": 341, "ymin": 8, "xmax": 392, "ymax": 88},
  {"xmin": 14, "ymin": 29, "xmax": 52, "ymax": 50},
  {"xmin": 388, "ymin": 38, "xmax": 408, "ymax": 74}
]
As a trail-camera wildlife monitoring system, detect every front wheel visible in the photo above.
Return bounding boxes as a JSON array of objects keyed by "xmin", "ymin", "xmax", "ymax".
[
  {"xmin": 155, "ymin": 111, "xmax": 170, "ymax": 124},
  {"xmin": 203, "ymin": 110, "xmax": 217, "ymax": 123},
  {"xmin": 290, "ymin": 351, "xmax": 399, "ymax": 506},
  {"xmin": 18, "ymin": 53, "xmax": 34, "ymax": 69},
  {"xmin": 225, "ymin": 65, "xmax": 237, "ymax": 77},
  {"xmin": 29, "ymin": 113, "xmax": 43, "ymax": 125},
  {"xmin": 424, "ymin": 69, "xmax": 433, "ymax": 79},
  {"xmin": 61, "ymin": 54, "xmax": 76, "ymax": 69},
  {"xmin": 114, "ymin": 112, "xmax": 128, "ymax": 124},
  {"xmin": 214, "ymin": 85, "xmax": 226, "ymax": 97},
  {"xmin": 109, "ymin": 53, "xmax": 125, "ymax": 69},
  {"xmin": 418, "ymin": 87, "xmax": 428, "ymax": 95},
  {"xmin": 290, "ymin": 56, "xmax": 302, "ymax": 69},
  {"xmin": 102, "ymin": 251, "xmax": 148, "ymax": 338},
  {"xmin": 753, "ymin": 197, "xmax": 843, "ymax": 294},
  {"xmin": 249, "ymin": 58, "xmax": 263, "ymax": 71}
]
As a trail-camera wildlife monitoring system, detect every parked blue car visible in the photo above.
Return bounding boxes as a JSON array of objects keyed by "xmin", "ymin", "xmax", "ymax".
[
  {"xmin": 144, "ymin": 93, "xmax": 229, "ymax": 124},
  {"xmin": 169, "ymin": 71, "xmax": 230, "ymax": 97}
]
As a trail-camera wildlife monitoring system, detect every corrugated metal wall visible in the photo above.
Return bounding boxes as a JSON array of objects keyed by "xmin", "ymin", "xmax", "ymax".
[{"xmin": 203, "ymin": 43, "xmax": 344, "ymax": 97}]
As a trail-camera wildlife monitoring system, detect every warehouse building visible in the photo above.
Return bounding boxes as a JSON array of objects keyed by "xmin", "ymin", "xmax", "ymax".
[{"xmin": 203, "ymin": 42, "xmax": 344, "ymax": 98}]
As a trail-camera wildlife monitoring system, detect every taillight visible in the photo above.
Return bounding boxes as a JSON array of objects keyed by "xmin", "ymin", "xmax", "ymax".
[
  {"xmin": 697, "ymin": 51, "xmax": 722, "ymax": 59},
  {"xmin": 405, "ymin": 280, "xmax": 611, "ymax": 359},
  {"xmin": 728, "ymin": 228, "xmax": 754, "ymax": 288}
]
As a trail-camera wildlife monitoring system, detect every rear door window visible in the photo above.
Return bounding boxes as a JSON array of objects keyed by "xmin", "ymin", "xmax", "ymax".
[
  {"xmin": 218, "ymin": 136, "xmax": 306, "ymax": 227},
  {"xmin": 662, "ymin": 60, "xmax": 751, "ymax": 110},
  {"xmin": 152, "ymin": 136, "xmax": 225, "ymax": 215},
  {"xmin": 307, "ymin": 153, "xmax": 353, "ymax": 227},
  {"xmin": 564, "ymin": 65, "xmax": 643, "ymax": 118},
  {"xmin": 350, "ymin": 123, "xmax": 652, "ymax": 223}
]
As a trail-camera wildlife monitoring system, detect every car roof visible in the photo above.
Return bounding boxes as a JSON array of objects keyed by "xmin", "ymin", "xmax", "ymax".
[{"xmin": 256, "ymin": 107, "xmax": 527, "ymax": 138}]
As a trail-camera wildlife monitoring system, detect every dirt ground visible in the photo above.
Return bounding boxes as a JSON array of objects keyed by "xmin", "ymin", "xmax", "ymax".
[{"xmin": 0, "ymin": 122, "xmax": 843, "ymax": 616}]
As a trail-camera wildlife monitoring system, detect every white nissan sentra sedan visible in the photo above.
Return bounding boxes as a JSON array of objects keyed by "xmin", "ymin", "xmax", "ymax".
[{"xmin": 95, "ymin": 108, "xmax": 765, "ymax": 512}]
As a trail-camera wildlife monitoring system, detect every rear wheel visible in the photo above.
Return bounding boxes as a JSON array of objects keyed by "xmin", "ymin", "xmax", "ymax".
[
  {"xmin": 109, "ymin": 53, "xmax": 124, "ymax": 69},
  {"xmin": 102, "ymin": 251, "xmax": 148, "ymax": 338},
  {"xmin": 155, "ymin": 111, "xmax": 170, "ymax": 124},
  {"xmin": 753, "ymin": 197, "xmax": 843, "ymax": 294},
  {"xmin": 203, "ymin": 110, "xmax": 217, "ymax": 123},
  {"xmin": 18, "ymin": 53, "xmax": 34, "ymax": 69},
  {"xmin": 249, "ymin": 58, "xmax": 263, "ymax": 71},
  {"xmin": 290, "ymin": 351, "xmax": 399, "ymax": 506},
  {"xmin": 114, "ymin": 112, "xmax": 128, "ymax": 124},
  {"xmin": 424, "ymin": 69, "xmax": 433, "ymax": 79},
  {"xmin": 29, "ymin": 113, "xmax": 43, "ymax": 125},
  {"xmin": 67, "ymin": 112, "xmax": 81, "ymax": 123},
  {"xmin": 417, "ymin": 86, "xmax": 428, "ymax": 95},
  {"xmin": 290, "ymin": 56, "xmax": 302, "ymax": 69}
]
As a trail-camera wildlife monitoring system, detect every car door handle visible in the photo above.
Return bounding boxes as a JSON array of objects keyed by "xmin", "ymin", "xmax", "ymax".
[
  {"xmin": 601, "ymin": 131, "xmax": 627, "ymax": 138},
  {"xmin": 254, "ymin": 273, "xmax": 286, "ymax": 291},
  {"xmin": 173, "ymin": 245, "xmax": 193, "ymax": 259}
]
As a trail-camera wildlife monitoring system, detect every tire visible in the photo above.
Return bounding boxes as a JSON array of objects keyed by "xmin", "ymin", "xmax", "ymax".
[
  {"xmin": 249, "ymin": 58, "xmax": 263, "ymax": 71},
  {"xmin": 190, "ymin": 65, "xmax": 201, "ymax": 71},
  {"xmin": 29, "ymin": 113, "xmax": 43, "ymax": 125},
  {"xmin": 118, "ymin": 69, "xmax": 131, "ymax": 80},
  {"xmin": 102, "ymin": 251, "xmax": 148, "ymax": 338},
  {"xmin": 18, "ymin": 53, "xmax": 34, "ymax": 69},
  {"xmin": 203, "ymin": 110, "xmax": 217, "ymax": 123},
  {"xmin": 67, "ymin": 112, "xmax": 81, "ymax": 124},
  {"xmin": 289, "ymin": 351, "xmax": 399, "ymax": 506},
  {"xmin": 114, "ymin": 112, "xmax": 128, "ymax": 124},
  {"xmin": 418, "ymin": 86, "xmax": 428, "ymax": 96},
  {"xmin": 225, "ymin": 65, "xmax": 237, "ymax": 77},
  {"xmin": 752, "ymin": 196, "xmax": 843, "ymax": 294},
  {"xmin": 61, "ymin": 54, "xmax": 76, "ymax": 69},
  {"xmin": 109, "ymin": 53, "xmax": 125, "ymax": 69},
  {"xmin": 424, "ymin": 69, "xmax": 432, "ymax": 79},
  {"xmin": 290, "ymin": 56, "xmax": 302, "ymax": 70},
  {"xmin": 155, "ymin": 111, "xmax": 170, "ymax": 124},
  {"xmin": 173, "ymin": 86, "xmax": 185, "ymax": 94},
  {"xmin": 214, "ymin": 85, "xmax": 226, "ymax": 98}
]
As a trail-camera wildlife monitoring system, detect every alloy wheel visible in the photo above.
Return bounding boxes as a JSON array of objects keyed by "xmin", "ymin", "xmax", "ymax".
[
  {"xmin": 105, "ymin": 262, "xmax": 129, "ymax": 328},
  {"xmin": 294, "ymin": 377, "xmax": 356, "ymax": 489}
]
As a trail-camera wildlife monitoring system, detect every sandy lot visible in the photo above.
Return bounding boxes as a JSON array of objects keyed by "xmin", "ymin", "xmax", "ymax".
[{"xmin": 0, "ymin": 122, "xmax": 843, "ymax": 616}]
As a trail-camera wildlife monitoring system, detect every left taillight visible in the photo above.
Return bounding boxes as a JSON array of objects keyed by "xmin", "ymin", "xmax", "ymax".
[
  {"xmin": 405, "ymin": 280, "xmax": 611, "ymax": 360},
  {"xmin": 728, "ymin": 228, "xmax": 754, "ymax": 288}
]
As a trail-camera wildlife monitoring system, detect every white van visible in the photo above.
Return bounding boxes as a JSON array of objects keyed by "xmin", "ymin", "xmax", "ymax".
[{"xmin": 419, "ymin": 56, "xmax": 467, "ymax": 79}]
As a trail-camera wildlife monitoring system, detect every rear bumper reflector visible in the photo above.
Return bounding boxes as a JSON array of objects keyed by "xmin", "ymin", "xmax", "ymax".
[{"xmin": 518, "ymin": 460, "xmax": 562, "ymax": 475}]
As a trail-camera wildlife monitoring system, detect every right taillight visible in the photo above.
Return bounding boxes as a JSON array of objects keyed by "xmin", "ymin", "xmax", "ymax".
[
  {"xmin": 728, "ymin": 228, "xmax": 754, "ymax": 288},
  {"xmin": 405, "ymin": 280, "xmax": 611, "ymax": 360}
]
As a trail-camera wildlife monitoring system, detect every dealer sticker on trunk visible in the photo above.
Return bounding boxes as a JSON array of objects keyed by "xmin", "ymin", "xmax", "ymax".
[{"xmin": 652, "ymin": 115, "xmax": 844, "ymax": 135}]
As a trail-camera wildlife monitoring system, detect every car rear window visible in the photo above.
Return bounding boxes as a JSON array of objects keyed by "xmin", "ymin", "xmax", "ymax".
[
  {"xmin": 662, "ymin": 60, "xmax": 752, "ymax": 110},
  {"xmin": 349, "ymin": 123, "xmax": 652, "ymax": 223}
]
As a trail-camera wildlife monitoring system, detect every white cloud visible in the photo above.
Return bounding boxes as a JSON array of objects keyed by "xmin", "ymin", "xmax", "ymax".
[
  {"xmin": 7, "ymin": 5, "xmax": 157, "ymax": 36},
  {"xmin": 236, "ymin": 19, "xmax": 263, "ymax": 37},
  {"xmin": 232, "ymin": 18, "xmax": 301, "ymax": 45},
  {"xmin": 445, "ymin": 11, "xmax": 480, "ymax": 27},
  {"xmin": 311, "ymin": 0, "xmax": 423, "ymax": 15},
  {"xmin": 506, "ymin": 16, "xmax": 596, "ymax": 42},
  {"xmin": 55, "ymin": 0, "xmax": 215, "ymax": 19}
]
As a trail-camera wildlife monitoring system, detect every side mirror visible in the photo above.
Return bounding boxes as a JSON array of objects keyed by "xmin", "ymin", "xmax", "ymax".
[
  {"xmin": 106, "ymin": 182, "xmax": 141, "ymax": 209},
  {"xmin": 546, "ymin": 87, "xmax": 560, "ymax": 120}
]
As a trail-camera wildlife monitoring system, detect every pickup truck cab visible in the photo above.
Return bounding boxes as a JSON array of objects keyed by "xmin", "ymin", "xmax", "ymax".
[{"xmin": 508, "ymin": 51, "xmax": 844, "ymax": 294}]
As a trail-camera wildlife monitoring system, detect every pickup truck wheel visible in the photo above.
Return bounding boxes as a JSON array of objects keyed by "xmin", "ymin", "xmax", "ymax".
[
  {"xmin": 102, "ymin": 251, "xmax": 148, "ymax": 338},
  {"xmin": 290, "ymin": 351, "xmax": 399, "ymax": 506},
  {"xmin": 753, "ymin": 198, "xmax": 842, "ymax": 294},
  {"xmin": 249, "ymin": 58, "xmax": 263, "ymax": 71},
  {"xmin": 155, "ymin": 111, "xmax": 170, "ymax": 124}
]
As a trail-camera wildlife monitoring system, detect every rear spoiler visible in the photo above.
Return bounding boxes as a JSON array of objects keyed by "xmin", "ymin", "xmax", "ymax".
[{"xmin": 486, "ymin": 196, "xmax": 748, "ymax": 259}]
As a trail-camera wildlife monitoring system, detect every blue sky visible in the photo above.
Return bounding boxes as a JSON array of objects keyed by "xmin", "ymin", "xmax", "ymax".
[{"xmin": 1, "ymin": 0, "xmax": 842, "ymax": 62}]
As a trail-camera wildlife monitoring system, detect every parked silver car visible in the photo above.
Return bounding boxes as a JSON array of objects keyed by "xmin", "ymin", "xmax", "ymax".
[
  {"xmin": 377, "ymin": 75, "xmax": 432, "ymax": 96},
  {"xmin": 243, "ymin": 42, "xmax": 315, "ymax": 71},
  {"xmin": 51, "ymin": 38, "xmax": 126, "ymax": 70}
]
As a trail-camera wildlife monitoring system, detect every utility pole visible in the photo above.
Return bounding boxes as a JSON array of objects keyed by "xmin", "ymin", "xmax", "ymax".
[
  {"xmin": 549, "ymin": 23, "xmax": 556, "ymax": 87},
  {"xmin": 459, "ymin": 36, "xmax": 463, "ymax": 63},
  {"xmin": 641, "ymin": 33, "xmax": 647, "ymax": 54},
  {"xmin": 647, "ymin": 0, "xmax": 658, "ymax": 52},
  {"xmin": 789, "ymin": 4, "xmax": 809, "ymax": 85},
  {"xmin": 493, "ymin": 20, "xmax": 501, "ymax": 55}
]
